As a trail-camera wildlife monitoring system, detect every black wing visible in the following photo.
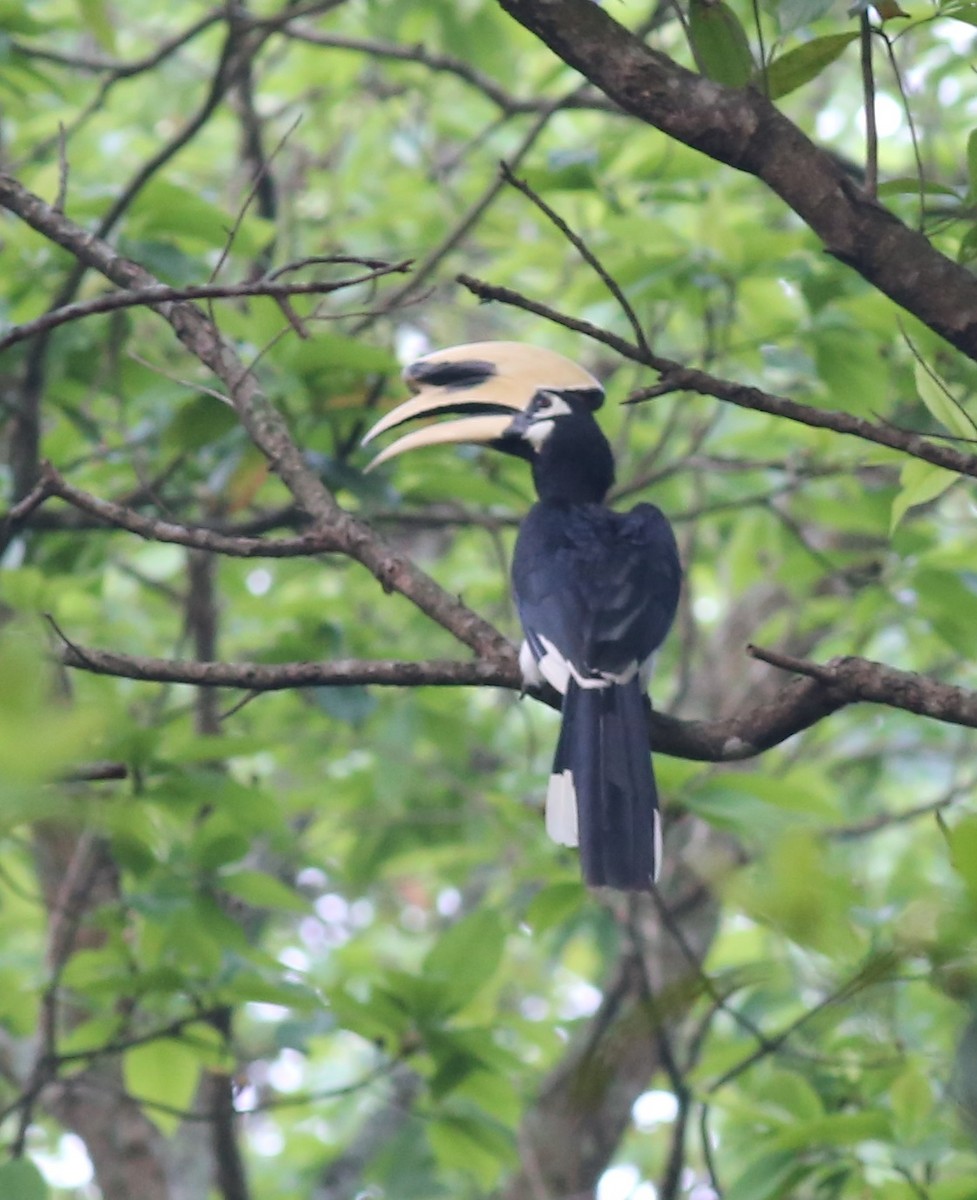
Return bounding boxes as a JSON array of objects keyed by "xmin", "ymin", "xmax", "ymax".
[{"xmin": 512, "ymin": 499, "xmax": 681, "ymax": 688}]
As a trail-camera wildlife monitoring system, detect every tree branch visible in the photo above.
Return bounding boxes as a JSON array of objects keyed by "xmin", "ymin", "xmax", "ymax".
[
  {"xmin": 495, "ymin": 0, "xmax": 977, "ymax": 362},
  {"xmin": 747, "ymin": 643, "xmax": 977, "ymax": 728},
  {"xmin": 0, "ymin": 262, "xmax": 411, "ymax": 353},
  {"xmin": 50, "ymin": 634, "xmax": 977, "ymax": 761},
  {"xmin": 0, "ymin": 171, "xmax": 513, "ymax": 662},
  {"xmin": 36, "ymin": 463, "xmax": 344, "ymax": 557},
  {"xmin": 279, "ymin": 27, "xmax": 616, "ymax": 116},
  {"xmin": 458, "ymin": 273, "xmax": 977, "ymax": 479}
]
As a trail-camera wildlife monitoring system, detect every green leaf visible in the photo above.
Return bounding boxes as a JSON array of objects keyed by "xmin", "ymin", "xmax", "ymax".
[
  {"xmin": 877, "ymin": 177, "xmax": 961, "ymax": 198},
  {"xmin": 689, "ymin": 0, "xmax": 755, "ymax": 86},
  {"xmin": 731, "ymin": 831, "xmax": 860, "ymax": 955},
  {"xmin": 123, "ymin": 1038, "xmax": 202, "ymax": 1136},
  {"xmin": 189, "ymin": 829, "xmax": 252, "ymax": 871},
  {"xmin": 726, "ymin": 1148, "xmax": 807, "ymax": 1200},
  {"xmin": 0, "ymin": 0, "xmax": 49, "ymax": 33},
  {"xmin": 220, "ymin": 869, "xmax": 309, "ymax": 913},
  {"xmin": 753, "ymin": 1068, "xmax": 825, "ymax": 1121},
  {"xmin": 58, "ymin": 1014, "xmax": 126, "ymax": 1063},
  {"xmin": 768, "ymin": 1110, "xmax": 891, "ymax": 1149},
  {"xmin": 61, "ymin": 947, "xmax": 131, "ymax": 994},
  {"xmin": 944, "ymin": 815, "xmax": 977, "ymax": 905},
  {"xmin": 890, "ymin": 458, "xmax": 958, "ymax": 532},
  {"xmin": 76, "ymin": 0, "xmax": 116, "ymax": 50},
  {"xmin": 932, "ymin": 1180, "xmax": 977, "ymax": 1200},
  {"xmin": 164, "ymin": 394, "xmax": 239, "ymax": 452},
  {"xmin": 0, "ymin": 627, "xmax": 104, "ymax": 790},
  {"xmin": 890, "ymin": 1063, "xmax": 934, "ymax": 1142},
  {"xmin": 520, "ymin": 158, "xmax": 597, "ymax": 193},
  {"xmin": 312, "ymin": 685, "xmax": 378, "ymax": 726},
  {"xmin": 286, "ymin": 332, "xmax": 399, "ymax": 383},
  {"xmin": 912, "ymin": 568, "xmax": 977, "ymax": 654},
  {"xmin": 914, "ymin": 359, "xmax": 977, "ymax": 440},
  {"xmin": 423, "ymin": 909, "xmax": 505, "ymax": 1015},
  {"xmin": 427, "ymin": 1112, "xmax": 515, "ymax": 1187},
  {"xmin": 127, "ymin": 180, "xmax": 273, "ymax": 258},
  {"xmin": 427, "ymin": 1030, "xmax": 490, "ymax": 1098},
  {"xmin": 777, "ymin": 0, "xmax": 838, "ymax": 32},
  {"xmin": 329, "ymin": 984, "xmax": 411, "ymax": 1043},
  {"xmin": 940, "ymin": 0, "xmax": 977, "ymax": 25},
  {"xmin": 762, "ymin": 33, "xmax": 860, "ymax": 99},
  {"xmin": 525, "ymin": 882, "xmax": 584, "ymax": 932},
  {"xmin": 0, "ymin": 1159, "xmax": 48, "ymax": 1200},
  {"xmin": 958, "ymin": 223, "xmax": 977, "ymax": 265}
]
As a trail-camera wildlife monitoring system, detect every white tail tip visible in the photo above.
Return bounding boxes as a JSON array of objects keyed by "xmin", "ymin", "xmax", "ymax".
[{"xmin": 545, "ymin": 769, "xmax": 579, "ymax": 846}]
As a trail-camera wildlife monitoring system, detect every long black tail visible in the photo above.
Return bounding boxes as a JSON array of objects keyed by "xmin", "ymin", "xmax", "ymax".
[{"xmin": 548, "ymin": 677, "xmax": 660, "ymax": 891}]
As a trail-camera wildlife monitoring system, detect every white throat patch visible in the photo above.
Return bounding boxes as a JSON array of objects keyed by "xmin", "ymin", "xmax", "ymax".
[{"xmin": 525, "ymin": 393, "xmax": 571, "ymax": 450}]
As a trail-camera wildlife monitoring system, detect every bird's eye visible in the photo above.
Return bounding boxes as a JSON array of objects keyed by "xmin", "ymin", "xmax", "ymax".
[{"xmin": 536, "ymin": 393, "xmax": 555, "ymax": 411}]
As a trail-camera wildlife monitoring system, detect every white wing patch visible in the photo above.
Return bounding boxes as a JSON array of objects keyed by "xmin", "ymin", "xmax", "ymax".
[
  {"xmin": 534, "ymin": 635, "xmax": 571, "ymax": 694},
  {"xmin": 534, "ymin": 635, "xmax": 639, "ymax": 694},
  {"xmin": 519, "ymin": 640, "xmax": 543, "ymax": 688},
  {"xmin": 546, "ymin": 769, "xmax": 579, "ymax": 846}
]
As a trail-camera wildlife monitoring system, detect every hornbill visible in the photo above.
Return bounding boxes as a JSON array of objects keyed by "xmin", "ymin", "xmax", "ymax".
[{"xmin": 363, "ymin": 342, "xmax": 681, "ymax": 891}]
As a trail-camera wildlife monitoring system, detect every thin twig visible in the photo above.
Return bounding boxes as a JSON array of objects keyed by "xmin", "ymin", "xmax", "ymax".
[
  {"xmin": 860, "ymin": 12, "xmax": 878, "ymax": 199},
  {"xmin": 0, "ymin": 170, "xmax": 514, "ymax": 661},
  {"xmin": 457, "ymin": 274, "xmax": 977, "ymax": 479},
  {"xmin": 878, "ymin": 29, "xmax": 925, "ymax": 228},
  {"xmin": 0, "ymin": 264, "xmax": 411, "ymax": 354},
  {"xmin": 706, "ymin": 954, "xmax": 900, "ymax": 1093},
  {"xmin": 47, "ymin": 632, "xmax": 977, "ymax": 761},
  {"xmin": 500, "ymin": 162, "xmax": 651, "ymax": 355},
  {"xmin": 39, "ymin": 465, "xmax": 342, "ymax": 556},
  {"xmin": 699, "ymin": 1103, "xmax": 723, "ymax": 1196},
  {"xmin": 359, "ymin": 88, "xmax": 581, "ymax": 325},
  {"xmin": 276, "ymin": 27, "xmax": 618, "ymax": 116}
]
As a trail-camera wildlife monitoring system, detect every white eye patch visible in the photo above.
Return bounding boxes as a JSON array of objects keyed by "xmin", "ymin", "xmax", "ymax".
[{"xmin": 525, "ymin": 392, "xmax": 571, "ymax": 448}]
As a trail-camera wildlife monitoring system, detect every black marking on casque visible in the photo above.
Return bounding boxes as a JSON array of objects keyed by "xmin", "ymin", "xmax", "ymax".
[{"xmin": 404, "ymin": 358, "xmax": 497, "ymax": 392}]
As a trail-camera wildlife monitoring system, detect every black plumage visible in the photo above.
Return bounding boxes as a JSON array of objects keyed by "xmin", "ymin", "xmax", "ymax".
[
  {"xmin": 506, "ymin": 394, "xmax": 681, "ymax": 890},
  {"xmin": 363, "ymin": 342, "xmax": 681, "ymax": 891}
]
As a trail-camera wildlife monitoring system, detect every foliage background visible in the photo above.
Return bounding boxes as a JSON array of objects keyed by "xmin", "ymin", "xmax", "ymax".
[{"xmin": 2, "ymin": 0, "xmax": 977, "ymax": 1197}]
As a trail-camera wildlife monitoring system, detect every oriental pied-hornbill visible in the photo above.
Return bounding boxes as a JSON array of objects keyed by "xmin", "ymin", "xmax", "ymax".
[{"xmin": 363, "ymin": 342, "xmax": 681, "ymax": 891}]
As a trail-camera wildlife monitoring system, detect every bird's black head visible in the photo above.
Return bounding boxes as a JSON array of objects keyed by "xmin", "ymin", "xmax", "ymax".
[{"xmin": 500, "ymin": 388, "xmax": 615, "ymax": 504}]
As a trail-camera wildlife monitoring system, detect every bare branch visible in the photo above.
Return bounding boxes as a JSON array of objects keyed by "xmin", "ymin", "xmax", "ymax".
[
  {"xmin": 10, "ymin": 9, "xmax": 226, "ymax": 77},
  {"xmin": 458, "ymin": 272, "xmax": 644, "ymax": 361},
  {"xmin": 33, "ymin": 464, "xmax": 342, "ymax": 556},
  {"xmin": 638, "ymin": 363, "xmax": 977, "ymax": 476},
  {"xmin": 496, "ymin": 0, "xmax": 977, "ymax": 362},
  {"xmin": 458, "ymin": 273, "xmax": 977, "ymax": 480},
  {"xmin": 500, "ymin": 163, "xmax": 651, "ymax": 355},
  {"xmin": 748, "ymin": 643, "xmax": 977, "ymax": 729},
  {"xmin": 278, "ymin": 27, "xmax": 602, "ymax": 115},
  {"xmin": 62, "ymin": 762, "xmax": 129, "ymax": 783},
  {"xmin": 360, "ymin": 93, "xmax": 577, "ymax": 324},
  {"xmin": 49, "ymin": 632, "xmax": 977, "ymax": 761},
  {"xmin": 860, "ymin": 12, "xmax": 878, "ymax": 199},
  {"xmin": 55, "ymin": 645, "xmax": 521, "ymax": 692},
  {"xmin": 0, "ymin": 468, "xmax": 56, "ymax": 548},
  {"xmin": 0, "ymin": 263, "xmax": 411, "ymax": 353},
  {"xmin": 0, "ymin": 171, "xmax": 513, "ymax": 662}
]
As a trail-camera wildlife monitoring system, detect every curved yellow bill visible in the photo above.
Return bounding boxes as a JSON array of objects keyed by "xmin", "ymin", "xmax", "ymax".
[
  {"xmin": 363, "ymin": 414, "xmax": 514, "ymax": 472},
  {"xmin": 361, "ymin": 390, "xmax": 520, "ymax": 447},
  {"xmin": 361, "ymin": 340, "xmax": 603, "ymax": 470}
]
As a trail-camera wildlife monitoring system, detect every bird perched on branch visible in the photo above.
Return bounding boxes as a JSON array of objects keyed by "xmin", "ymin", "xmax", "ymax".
[{"xmin": 363, "ymin": 342, "xmax": 681, "ymax": 891}]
